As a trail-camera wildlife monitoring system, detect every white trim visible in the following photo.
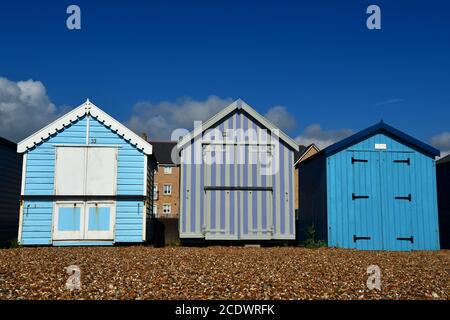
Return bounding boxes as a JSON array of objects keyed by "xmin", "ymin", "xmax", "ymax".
[
  {"xmin": 18, "ymin": 153, "xmax": 27, "ymax": 243},
  {"xmin": 294, "ymin": 144, "xmax": 320, "ymax": 166},
  {"xmin": 17, "ymin": 99, "xmax": 153, "ymax": 155},
  {"xmin": 177, "ymin": 99, "xmax": 299, "ymax": 151},
  {"xmin": 20, "ymin": 153, "xmax": 27, "ymax": 195},
  {"xmin": 142, "ymin": 201, "xmax": 147, "ymax": 241},
  {"xmin": 143, "ymin": 156, "xmax": 148, "ymax": 196},
  {"xmin": 17, "ymin": 202, "xmax": 24, "ymax": 244}
]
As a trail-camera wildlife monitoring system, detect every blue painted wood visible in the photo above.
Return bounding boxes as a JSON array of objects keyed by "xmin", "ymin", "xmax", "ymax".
[
  {"xmin": 58, "ymin": 207, "xmax": 81, "ymax": 231},
  {"xmin": 88, "ymin": 207, "xmax": 110, "ymax": 231}
]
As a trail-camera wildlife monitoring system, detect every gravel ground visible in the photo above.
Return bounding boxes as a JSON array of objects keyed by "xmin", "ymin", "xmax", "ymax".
[{"xmin": 0, "ymin": 246, "xmax": 448, "ymax": 300}]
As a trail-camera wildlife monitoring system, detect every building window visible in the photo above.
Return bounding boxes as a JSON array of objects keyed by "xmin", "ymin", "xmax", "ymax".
[
  {"xmin": 163, "ymin": 204, "xmax": 171, "ymax": 215},
  {"xmin": 153, "ymin": 204, "xmax": 157, "ymax": 215},
  {"xmin": 163, "ymin": 166, "xmax": 172, "ymax": 174},
  {"xmin": 163, "ymin": 184, "xmax": 172, "ymax": 195},
  {"xmin": 153, "ymin": 184, "xmax": 158, "ymax": 200}
]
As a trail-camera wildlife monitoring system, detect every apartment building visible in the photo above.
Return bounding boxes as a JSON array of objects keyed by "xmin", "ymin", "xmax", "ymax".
[{"xmin": 151, "ymin": 141, "xmax": 180, "ymax": 218}]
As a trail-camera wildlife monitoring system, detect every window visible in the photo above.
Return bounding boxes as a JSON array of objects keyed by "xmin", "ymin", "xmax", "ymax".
[
  {"xmin": 163, "ymin": 204, "xmax": 171, "ymax": 215},
  {"xmin": 163, "ymin": 184, "xmax": 172, "ymax": 195},
  {"xmin": 163, "ymin": 166, "xmax": 172, "ymax": 174},
  {"xmin": 153, "ymin": 204, "xmax": 157, "ymax": 215},
  {"xmin": 153, "ymin": 184, "xmax": 158, "ymax": 200}
]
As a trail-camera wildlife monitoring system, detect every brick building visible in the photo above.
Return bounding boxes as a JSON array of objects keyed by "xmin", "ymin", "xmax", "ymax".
[{"xmin": 151, "ymin": 141, "xmax": 180, "ymax": 218}]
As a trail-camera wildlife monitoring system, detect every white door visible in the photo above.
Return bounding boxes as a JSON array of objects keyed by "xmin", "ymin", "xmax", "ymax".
[
  {"xmin": 53, "ymin": 202, "xmax": 85, "ymax": 240},
  {"xmin": 86, "ymin": 147, "xmax": 117, "ymax": 195},
  {"xmin": 85, "ymin": 202, "xmax": 115, "ymax": 240},
  {"xmin": 55, "ymin": 147, "xmax": 86, "ymax": 195}
]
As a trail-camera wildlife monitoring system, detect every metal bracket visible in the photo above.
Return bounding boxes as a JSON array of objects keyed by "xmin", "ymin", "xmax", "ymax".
[
  {"xmin": 352, "ymin": 193, "xmax": 369, "ymax": 200},
  {"xmin": 353, "ymin": 235, "xmax": 371, "ymax": 242},
  {"xmin": 397, "ymin": 236, "xmax": 414, "ymax": 243},
  {"xmin": 395, "ymin": 194, "xmax": 412, "ymax": 201},
  {"xmin": 394, "ymin": 158, "xmax": 410, "ymax": 165},
  {"xmin": 351, "ymin": 157, "xmax": 368, "ymax": 164}
]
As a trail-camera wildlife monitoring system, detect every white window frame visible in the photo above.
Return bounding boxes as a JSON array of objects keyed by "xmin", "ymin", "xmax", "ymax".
[
  {"xmin": 153, "ymin": 204, "xmax": 158, "ymax": 215},
  {"xmin": 162, "ymin": 204, "xmax": 171, "ymax": 215},
  {"xmin": 163, "ymin": 184, "xmax": 172, "ymax": 195},
  {"xmin": 153, "ymin": 184, "xmax": 158, "ymax": 200},
  {"xmin": 163, "ymin": 166, "xmax": 173, "ymax": 174}
]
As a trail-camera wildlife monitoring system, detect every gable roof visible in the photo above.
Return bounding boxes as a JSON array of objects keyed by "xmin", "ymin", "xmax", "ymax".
[
  {"xmin": 437, "ymin": 154, "xmax": 450, "ymax": 165},
  {"xmin": 177, "ymin": 99, "xmax": 299, "ymax": 151},
  {"xmin": 311, "ymin": 121, "xmax": 440, "ymax": 159},
  {"xmin": 151, "ymin": 141, "xmax": 178, "ymax": 165},
  {"xmin": 294, "ymin": 144, "xmax": 320, "ymax": 166},
  {"xmin": 17, "ymin": 99, "xmax": 153, "ymax": 155}
]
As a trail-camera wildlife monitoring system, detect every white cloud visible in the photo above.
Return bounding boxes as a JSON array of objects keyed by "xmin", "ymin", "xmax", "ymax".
[
  {"xmin": 264, "ymin": 105, "xmax": 296, "ymax": 132},
  {"xmin": 373, "ymin": 98, "xmax": 404, "ymax": 107},
  {"xmin": 295, "ymin": 124, "xmax": 354, "ymax": 149},
  {"xmin": 431, "ymin": 132, "xmax": 450, "ymax": 157},
  {"xmin": 126, "ymin": 95, "xmax": 234, "ymax": 140},
  {"xmin": 126, "ymin": 97, "xmax": 301, "ymax": 140},
  {"xmin": 0, "ymin": 76, "xmax": 62, "ymax": 142}
]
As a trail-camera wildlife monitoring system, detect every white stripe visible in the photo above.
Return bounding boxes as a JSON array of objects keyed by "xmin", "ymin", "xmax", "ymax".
[
  {"xmin": 275, "ymin": 138, "xmax": 281, "ymax": 237},
  {"xmin": 284, "ymin": 146, "xmax": 290, "ymax": 236},
  {"xmin": 185, "ymin": 146, "xmax": 191, "ymax": 233}
]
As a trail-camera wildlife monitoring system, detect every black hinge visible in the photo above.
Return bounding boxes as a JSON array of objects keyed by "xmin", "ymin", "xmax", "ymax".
[
  {"xmin": 352, "ymin": 193, "xmax": 369, "ymax": 200},
  {"xmin": 351, "ymin": 157, "xmax": 368, "ymax": 164},
  {"xmin": 397, "ymin": 236, "xmax": 414, "ymax": 243},
  {"xmin": 395, "ymin": 194, "xmax": 412, "ymax": 201},
  {"xmin": 353, "ymin": 235, "xmax": 371, "ymax": 242},
  {"xmin": 394, "ymin": 158, "xmax": 410, "ymax": 165}
]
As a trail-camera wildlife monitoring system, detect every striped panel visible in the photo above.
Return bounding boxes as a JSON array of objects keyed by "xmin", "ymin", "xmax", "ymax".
[{"xmin": 180, "ymin": 109, "xmax": 295, "ymax": 240}]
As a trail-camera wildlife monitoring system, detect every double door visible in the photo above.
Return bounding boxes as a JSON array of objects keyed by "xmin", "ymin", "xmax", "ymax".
[
  {"xmin": 203, "ymin": 144, "xmax": 274, "ymax": 240},
  {"xmin": 53, "ymin": 202, "xmax": 115, "ymax": 241},
  {"xmin": 349, "ymin": 151, "xmax": 415, "ymax": 250}
]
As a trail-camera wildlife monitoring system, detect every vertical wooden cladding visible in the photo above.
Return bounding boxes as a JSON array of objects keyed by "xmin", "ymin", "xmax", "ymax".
[
  {"xmin": 301, "ymin": 126, "xmax": 440, "ymax": 251},
  {"xmin": 180, "ymin": 106, "xmax": 296, "ymax": 241}
]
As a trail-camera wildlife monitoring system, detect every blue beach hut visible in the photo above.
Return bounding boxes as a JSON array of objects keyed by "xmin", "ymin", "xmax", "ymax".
[
  {"xmin": 298, "ymin": 121, "xmax": 440, "ymax": 251},
  {"xmin": 17, "ymin": 99, "xmax": 156, "ymax": 246}
]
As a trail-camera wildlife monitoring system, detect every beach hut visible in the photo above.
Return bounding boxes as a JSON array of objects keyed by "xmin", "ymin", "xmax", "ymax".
[
  {"xmin": 17, "ymin": 99, "xmax": 156, "ymax": 246},
  {"xmin": 0, "ymin": 137, "xmax": 22, "ymax": 246},
  {"xmin": 177, "ymin": 99, "xmax": 298, "ymax": 242},
  {"xmin": 436, "ymin": 154, "xmax": 450, "ymax": 248},
  {"xmin": 298, "ymin": 121, "xmax": 440, "ymax": 251}
]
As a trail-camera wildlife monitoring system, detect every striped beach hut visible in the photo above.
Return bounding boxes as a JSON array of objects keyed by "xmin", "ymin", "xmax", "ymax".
[
  {"xmin": 298, "ymin": 121, "xmax": 440, "ymax": 251},
  {"xmin": 17, "ymin": 99, "xmax": 156, "ymax": 246},
  {"xmin": 177, "ymin": 99, "xmax": 298, "ymax": 242}
]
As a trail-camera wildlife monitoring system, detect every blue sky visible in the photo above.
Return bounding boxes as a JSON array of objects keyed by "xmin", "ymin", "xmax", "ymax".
[{"xmin": 0, "ymin": 1, "xmax": 449, "ymax": 153}]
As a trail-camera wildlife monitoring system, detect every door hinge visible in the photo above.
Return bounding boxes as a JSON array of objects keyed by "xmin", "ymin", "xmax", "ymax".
[
  {"xmin": 395, "ymin": 194, "xmax": 412, "ymax": 201},
  {"xmin": 394, "ymin": 158, "xmax": 410, "ymax": 165},
  {"xmin": 351, "ymin": 157, "xmax": 368, "ymax": 164},
  {"xmin": 353, "ymin": 235, "xmax": 371, "ymax": 242},
  {"xmin": 397, "ymin": 236, "xmax": 414, "ymax": 243},
  {"xmin": 352, "ymin": 193, "xmax": 369, "ymax": 200}
]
